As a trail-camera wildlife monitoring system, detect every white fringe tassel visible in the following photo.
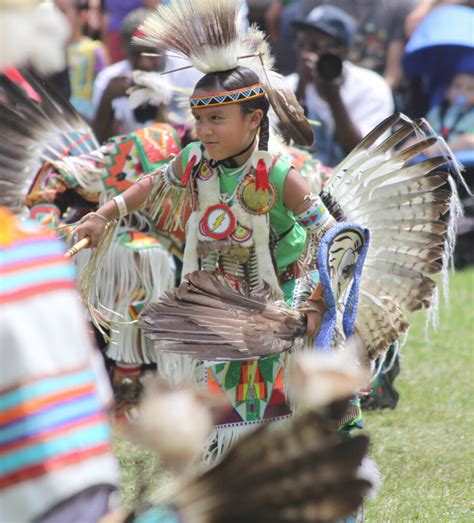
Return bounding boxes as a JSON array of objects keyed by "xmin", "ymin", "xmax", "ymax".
[
  {"xmin": 202, "ymin": 423, "xmax": 260, "ymax": 465},
  {"xmin": 75, "ymin": 230, "xmax": 176, "ymax": 363}
]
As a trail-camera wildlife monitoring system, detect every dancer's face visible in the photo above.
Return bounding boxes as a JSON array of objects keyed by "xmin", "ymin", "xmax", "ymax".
[{"xmin": 191, "ymin": 90, "xmax": 263, "ymax": 161}]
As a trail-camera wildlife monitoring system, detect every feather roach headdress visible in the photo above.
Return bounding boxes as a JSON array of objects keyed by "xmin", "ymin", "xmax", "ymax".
[{"xmin": 135, "ymin": 0, "xmax": 314, "ymax": 147}]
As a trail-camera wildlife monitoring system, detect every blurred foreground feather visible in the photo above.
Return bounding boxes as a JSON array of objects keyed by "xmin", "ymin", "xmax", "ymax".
[{"xmin": 104, "ymin": 351, "xmax": 374, "ymax": 523}]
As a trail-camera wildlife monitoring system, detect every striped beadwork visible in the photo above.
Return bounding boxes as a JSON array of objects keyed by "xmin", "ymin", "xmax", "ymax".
[
  {"xmin": 0, "ymin": 230, "xmax": 75, "ymax": 304},
  {"xmin": 295, "ymin": 196, "xmax": 332, "ymax": 232}
]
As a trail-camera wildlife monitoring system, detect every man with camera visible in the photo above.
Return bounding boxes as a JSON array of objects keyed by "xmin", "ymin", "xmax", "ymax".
[{"xmin": 286, "ymin": 5, "xmax": 394, "ymax": 166}]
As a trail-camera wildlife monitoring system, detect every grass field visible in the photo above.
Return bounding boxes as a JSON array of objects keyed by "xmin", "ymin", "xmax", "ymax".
[
  {"xmin": 364, "ymin": 267, "xmax": 474, "ymax": 522},
  {"xmin": 115, "ymin": 267, "xmax": 474, "ymax": 521}
]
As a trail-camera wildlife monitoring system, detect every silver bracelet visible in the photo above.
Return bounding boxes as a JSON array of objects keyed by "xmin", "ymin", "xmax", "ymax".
[{"xmin": 113, "ymin": 195, "xmax": 128, "ymax": 218}]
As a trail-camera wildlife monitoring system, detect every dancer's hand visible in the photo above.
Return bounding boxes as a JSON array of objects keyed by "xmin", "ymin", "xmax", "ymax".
[
  {"xmin": 301, "ymin": 292, "xmax": 327, "ymax": 338},
  {"xmin": 75, "ymin": 214, "xmax": 109, "ymax": 248},
  {"xmin": 305, "ymin": 310, "xmax": 324, "ymax": 337},
  {"xmin": 103, "ymin": 75, "xmax": 133, "ymax": 101}
]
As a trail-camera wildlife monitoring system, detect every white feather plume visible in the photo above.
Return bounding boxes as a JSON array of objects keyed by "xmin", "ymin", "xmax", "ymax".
[
  {"xmin": 137, "ymin": 0, "xmax": 243, "ymax": 73},
  {"xmin": 128, "ymin": 71, "xmax": 173, "ymax": 109},
  {"xmin": 0, "ymin": 1, "xmax": 70, "ymax": 74}
]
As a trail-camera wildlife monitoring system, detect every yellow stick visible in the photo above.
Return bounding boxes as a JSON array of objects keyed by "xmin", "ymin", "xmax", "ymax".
[{"xmin": 64, "ymin": 237, "xmax": 90, "ymax": 258}]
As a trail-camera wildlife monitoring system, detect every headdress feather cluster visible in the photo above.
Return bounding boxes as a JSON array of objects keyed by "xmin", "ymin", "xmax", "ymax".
[{"xmin": 136, "ymin": 0, "xmax": 314, "ymax": 146}]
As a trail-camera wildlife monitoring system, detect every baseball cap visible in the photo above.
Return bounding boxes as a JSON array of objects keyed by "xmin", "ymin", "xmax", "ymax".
[
  {"xmin": 292, "ymin": 5, "xmax": 356, "ymax": 48},
  {"xmin": 120, "ymin": 8, "xmax": 152, "ymax": 43}
]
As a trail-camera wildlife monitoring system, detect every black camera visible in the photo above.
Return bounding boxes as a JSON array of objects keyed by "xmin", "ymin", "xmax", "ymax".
[
  {"xmin": 133, "ymin": 103, "xmax": 159, "ymax": 123},
  {"xmin": 316, "ymin": 53, "xmax": 343, "ymax": 81}
]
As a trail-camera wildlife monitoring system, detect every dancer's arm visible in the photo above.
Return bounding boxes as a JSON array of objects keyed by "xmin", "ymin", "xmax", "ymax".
[
  {"xmin": 75, "ymin": 152, "xmax": 185, "ymax": 247},
  {"xmin": 282, "ymin": 168, "xmax": 336, "ymax": 336},
  {"xmin": 282, "ymin": 168, "xmax": 336, "ymax": 244}
]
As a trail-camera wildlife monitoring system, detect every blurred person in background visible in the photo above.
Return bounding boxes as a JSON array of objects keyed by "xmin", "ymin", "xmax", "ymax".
[
  {"xmin": 269, "ymin": 0, "xmax": 417, "ymax": 109},
  {"xmin": 86, "ymin": 0, "xmax": 107, "ymax": 40},
  {"xmin": 42, "ymin": 2, "xmax": 71, "ymax": 100},
  {"xmin": 426, "ymin": 69, "xmax": 474, "ymax": 154},
  {"xmin": 92, "ymin": 8, "xmax": 165, "ymax": 141},
  {"xmin": 286, "ymin": 5, "xmax": 394, "ymax": 167},
  {"xmin": 56, "ymin": 0, "xmax": 109, "ymax": 121},
  {"xmin": 265, "ymin": 0, "xmax": 301, "ymax": 75},
  {"xmin": 403, "ymin": 0, "xmax": 474, "ymax": 118},
  {"xmin": 246, "ymin": 0, "xmax": 272, "ymax": 30},
  {"xmin": 103, "ymin": 0, "xmax": 160, "ymax": 63},
  {"xmin": 405, "ymin": 0, "xmax": 474, "ymax": 37},
  {"xmin": 92, "ymin": 7, "xmax": 200, "ymax": 142},
  {"xmin": 300, "ymin": 0, "xmax": 418, "ymax": 94}
]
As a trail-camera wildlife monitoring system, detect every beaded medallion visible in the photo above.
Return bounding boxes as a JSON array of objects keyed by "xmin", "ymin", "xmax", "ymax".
[
  {"xmin": 237, "ymin": 177, "xmax": 277, "ymax": 215},
  {"xmin": 200, "ymin": 203, "xmax": 236, "ymax": 240}
]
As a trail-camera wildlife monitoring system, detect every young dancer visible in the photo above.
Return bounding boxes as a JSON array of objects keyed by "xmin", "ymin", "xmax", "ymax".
[
  {"xmin": 74, "ymin": 0, "xmax": 457, "ymax": 464},
  {"xmin": 75, "ymin": 17, "xmax": 368, "ymax": 459}
]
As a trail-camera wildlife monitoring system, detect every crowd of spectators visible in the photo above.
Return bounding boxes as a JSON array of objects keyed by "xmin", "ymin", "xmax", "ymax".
[{"xmin": 48, "ymin": 0, "xmax": 473, "ymax": 170}]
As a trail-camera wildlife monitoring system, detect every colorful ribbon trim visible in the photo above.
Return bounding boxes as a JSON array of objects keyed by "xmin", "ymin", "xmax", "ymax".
[{"xmin": 0, "ymin": 366, "xmax": 111, "ymax": 488}]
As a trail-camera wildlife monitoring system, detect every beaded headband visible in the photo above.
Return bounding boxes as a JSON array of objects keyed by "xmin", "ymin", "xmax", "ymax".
[{"xmin": 189, "ymin": 82, "xmax": 266, "ymax": 109}]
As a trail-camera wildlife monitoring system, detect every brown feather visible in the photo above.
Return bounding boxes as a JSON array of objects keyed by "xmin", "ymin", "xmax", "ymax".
[
  {"xmin": 390, "ymin": 136, "xmax": 438, "ymax": 162},
  {"xmin": 139, "ymin": 271, "xmax": 306, "ymax": 360},
  {"xmin": 265, "ymin": 84, "xmax": 314, "ymax": 147},
  {"xmin": 334, "ymin": 113, "xmax": 402, "ymax": 175},
  {"xmin": 369, "ymin": 118, "xmax": 427, "ymax": 156},
  {"xmin": 169, "ymin": 403, "xmax": 372, "ymax": 523},
  {"xmin": 356, "ymin": 297, "xmax": 409, "ymax": 360}
]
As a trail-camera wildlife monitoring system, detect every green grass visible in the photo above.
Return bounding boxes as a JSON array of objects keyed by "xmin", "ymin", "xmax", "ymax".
[
  {"xmin": 112, "ymin": 437, "xmax": 171, "ymax": 508},
  {"xmin": 115, "ymin": 268, "xmax": 474, "ymax": 520},
  {"xmin": 364, "ymin": 267, "xmax": 474, "ymax": 522}
]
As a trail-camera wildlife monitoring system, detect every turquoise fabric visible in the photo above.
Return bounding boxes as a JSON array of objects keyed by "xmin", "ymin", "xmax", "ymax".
[{"xmin": 134, "ymin": 506, "xmax": 181, "ymax": 523}]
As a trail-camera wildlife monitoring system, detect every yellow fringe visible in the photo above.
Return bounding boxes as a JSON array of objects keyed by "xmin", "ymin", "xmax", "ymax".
[
  {"xmin": 78, "ymin": 220, "xmax": 120, "ymax": 340},
  {"xmin": 143, "ymin": 168, "xmax": 189, "ymax": 232}
]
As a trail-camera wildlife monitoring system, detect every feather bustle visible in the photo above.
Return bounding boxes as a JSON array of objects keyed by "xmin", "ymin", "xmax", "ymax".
[
  {"xmin": 0, "ymin": 71, "xmax": 97, "ymax": 210},
  {"xmin": 324, "ymin": 113, "xmax": 458, "ymax": 360},
  {"xmin": 165, "ymin": 404, "xmax": 371, "ymax": 523}
]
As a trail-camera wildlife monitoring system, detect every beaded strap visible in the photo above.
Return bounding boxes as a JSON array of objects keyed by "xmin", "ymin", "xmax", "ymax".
[
  {"xmin": 163, "ymin": 161, "xmax": 184, "ymax": 189},
  {"xmin": 189, "ymin": 82, "xmax": 266, "ymax": 108},
  {"xmin": 294, "ymin": 194, "xmax": 333, "ymax": 232}
]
